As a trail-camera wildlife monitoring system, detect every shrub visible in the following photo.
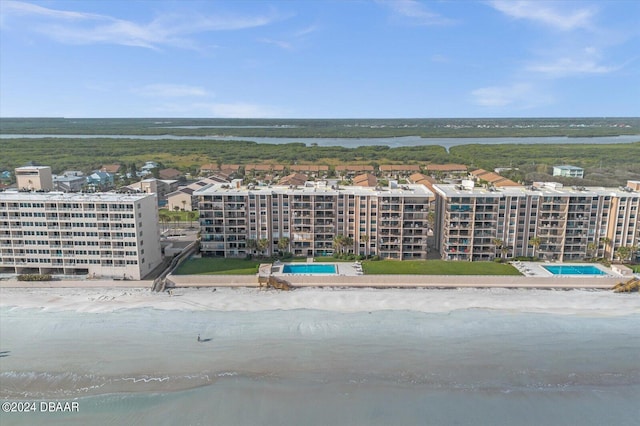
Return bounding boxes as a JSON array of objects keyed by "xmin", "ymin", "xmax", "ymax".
[{"xmin": 17, "ymin": 274, "xmax": 52, "ymax": 281}]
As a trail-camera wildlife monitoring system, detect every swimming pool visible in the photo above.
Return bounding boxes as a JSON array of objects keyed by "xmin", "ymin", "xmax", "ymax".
[
  {"xmin": 282, "ymin": 264, "xmax": 337, "ymax": 274},
  {"xmin": 542, "ymin": 265, "xmax": 608, "ymax": 276}
]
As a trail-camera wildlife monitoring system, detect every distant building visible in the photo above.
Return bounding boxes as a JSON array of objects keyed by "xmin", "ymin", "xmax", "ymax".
[
  {"xmin": 86, "ymin": 171, "xmax": 114, "ymax": 189},
  {"xmin": 553, "ymin": 165, "xmax": 584, "ymax": 179},
  {"xmin": 15, "ymin": 166, "xmax": 53, "ymax": 191},
  {"xmin": 53, "ymin": 175, "xmax": 85, "ymax": 192},
  {"xmin": 0, "ymin": 191, "xmax": 162, "ymax": 279}
]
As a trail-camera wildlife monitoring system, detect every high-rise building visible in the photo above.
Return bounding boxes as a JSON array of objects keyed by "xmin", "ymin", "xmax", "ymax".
[
  {"xmin": 433, "ymin": 181, "xmax": 640, "ymax": 262},
  {"xmin": 196, "ymin": 181, "xmax": 434, "ymax": 259},
  {"xmin": 0, "ymin": 191, "xmax": 162, "ymax": 279}
]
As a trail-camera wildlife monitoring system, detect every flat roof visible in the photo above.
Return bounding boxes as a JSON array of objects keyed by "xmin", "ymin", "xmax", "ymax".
[
  {"xmin": 433, "ymin": 183, "xmax": 640, "ymax": 198},
  {"xmin": 0, "ymin": 191, "xmax": 155, "ymax": 203},
  {"xmin": 195, "ymin": 182, "xmax": 434, "ymax": 198}
]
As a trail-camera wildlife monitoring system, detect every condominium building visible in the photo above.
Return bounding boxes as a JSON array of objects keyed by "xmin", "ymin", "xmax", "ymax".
[
  {"xmin": 196, "ymin": 181, "xmax": 434, "ymax": 259},
  {"xmin": 15, "ymin": 166, "xmax": 53, "ymax": 191},
  {"xmin": 433, "ymin": 181, "xmax": 640, "ymax": 262},
  {"xmin": 0, "ymin": 191, "xmax": 162, "ymax": 279}
]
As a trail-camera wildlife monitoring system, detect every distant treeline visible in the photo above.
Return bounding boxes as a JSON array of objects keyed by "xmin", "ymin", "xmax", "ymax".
[
  {"xmin": 1, "ymin": 137, "xmax": 638, "ymax": 187},
  {"xmin": 2, "ymin": 117, "xmax": 639, "ymax": 138}
]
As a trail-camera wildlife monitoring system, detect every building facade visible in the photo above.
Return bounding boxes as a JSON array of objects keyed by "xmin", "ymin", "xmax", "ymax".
[
  {"xmin": 196, "ymin": 181, "xmax": 434, "ymax": 259},
  {"xmin": 15, "ymin": 166, "xmax": 53, "ymax": 191},
  {"xmin": 433, "ymin": 182, "xmax": 640, "ymax": 262},
  {"xmin": 0, "ymin": 192, "xmax": 162, "ymax": 279}
]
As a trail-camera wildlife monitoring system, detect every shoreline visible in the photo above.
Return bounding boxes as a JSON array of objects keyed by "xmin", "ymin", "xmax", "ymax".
[
  {"xmin": 0, "ymin": 273, "xmax": 623, "ymax": 290},
  {"xmin": 1, "ymin": 284, "xmax": 638, "ymax": 316}
]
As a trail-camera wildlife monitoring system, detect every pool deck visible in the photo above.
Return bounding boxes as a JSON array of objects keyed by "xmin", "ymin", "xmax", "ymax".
[{"xmin": 166, "ymin": 271, "xmax": 621, "ymax": 289}]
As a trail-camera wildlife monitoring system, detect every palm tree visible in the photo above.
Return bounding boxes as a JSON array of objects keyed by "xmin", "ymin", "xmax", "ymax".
[
  {"xmin": 277, "ymin": 237, "xmax": 290, "ymax": 255},
  {"xmin": 493, "ymin": 238, "xmax": 504, "ymax": 260},
  {"xmin": 159, "ymin": 213, "xmax": 169, "ymax": 232},
  {"xmin": 181, "ymin": 200, "xmax": 187, "ymax": 211},
  {"xmin": 528, "ymin": 237, "xmax": 541, "ymax": 259},
  {"xmin": 187, "ymin": 211, "xmax": 197, "ymax": 229},
  {"xmin": 246, "ymin": 239, "xmax": 257, "ymax": 256},
  {"xmin": 257, "ymin": 238, "xmax": 269, "ymax": 257},
  {"xmin": 172, "ymin": 214, "xmax": 181, "ymax": 230},
  {"xmin": 599, "ymin": 237, "xmax": 611, "ymax": 258},
  {"xmin": 333, "ymin": 234, "xmax": 345, "ymax": 255},
  {"xmin": 360, "ymin": 234, "xmax": 369, "ymax": 257},
  {"xmin": 343, "ymin": 236, "xmax": 354, "ymax": 255},
  {"xmin": 586, "ymin": 242, "xmax": 598, "ymax": 260},
  {"xmin": 614, "ymin": 246, "xmax": 631, "ymax": 263}
]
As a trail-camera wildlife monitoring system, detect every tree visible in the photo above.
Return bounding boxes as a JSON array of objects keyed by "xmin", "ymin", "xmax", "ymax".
[
  {"xmin": 614, "ymin": 246, "xmax": 636, "ymax": 263},
  {"xmin": 246, "ymin": 239, "xmax": 257, "ymax": 255},
  {"xmin": 257, "ymin": 238, "xmax": 269, "ymax": 256},
  {"xmin": 528, "ymin": 237, "xmax": 541, "ymax": 258},
  {"xmin": 277, "ymin": 237, "xmax": 290, "ymax": 254},
  {"xmin": 586, "ymin": 242, "xmax": 598, "ymax": 259},
  {"xmin": 159, "ymin": 213, "xmax": 169, "ymax": 232},
  {"xmin": 181, "ymin": 200, "xmax": 187, "ymax": 211},
  {"xmin": 333, "ymin": 234, "xmax": 345, "ymax": 255},
  {"xmin": 187, "ymin": 211, "xmax": 197, "ymax": 229},
  {"xmin": 360, "ymin": 234, "xmax": 369, "ymax": 257},
  {"xmin": 493, "ymin": 238, "xmax": 504, "ymax": 259},
  {"xmin": 172, "ymin": 214, "xmax": 181, "ymax": 229},
  {"xmin": 343, "ymin": 236, "xmax": 354, "ymax": 254},
  {"xmin": 599, "ymin": 237, "xmax": 611, "ymax": 258}
]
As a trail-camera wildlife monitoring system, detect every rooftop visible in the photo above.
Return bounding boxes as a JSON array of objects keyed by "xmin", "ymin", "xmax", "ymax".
[{"xmin": 0, "ymin": 190, "xmax": 155, "ymax": 203}]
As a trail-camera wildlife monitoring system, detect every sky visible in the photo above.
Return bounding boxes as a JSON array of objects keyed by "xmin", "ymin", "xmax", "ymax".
[{"xmin": 0, "ymin": 0, "xmax": 639, "ymax": 118}]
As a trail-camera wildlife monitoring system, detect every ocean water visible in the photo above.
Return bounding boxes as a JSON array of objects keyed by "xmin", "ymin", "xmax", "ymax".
[{"xmin": 1, "ymin": 295, "xmax": 639, "ymax": 425}]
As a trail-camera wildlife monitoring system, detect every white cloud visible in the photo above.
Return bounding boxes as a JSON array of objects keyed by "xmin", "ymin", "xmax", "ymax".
[
  {"xmin": 1, "ymin": 1, "xmax": 282, "ymax": 50},
  {"xmin": 527, "ymin": 47, "xmax": 620, "ymax": 77},
  {"xmin": 133, "ymin": 84, "xmax": 211, "ymax": 98},
  {"xmin": 378, "ymin": 0, "xmax": 455, "ymax": 26},
  {"xmin": 258, "ymin": 38, "xmax": 294, "ymax": 50},
  {"xmin": 488, "ymin": 1, "xmax": 595, "ymax": 31},
  {"xmin": 471, "ymin": 83, "xmax": 552, "ymax": 108}
]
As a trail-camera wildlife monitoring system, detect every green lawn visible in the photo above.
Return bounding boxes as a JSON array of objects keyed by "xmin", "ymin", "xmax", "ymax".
[
  {"xmin": 174, "ymin": 257, "xmax": 522, "ymax": 276},
  {"xmin": 631, "ymin": 265, "xmax": 640, "ymax": 273},
  {"xmin": 174, "ymin": 258, "xmax": 260, "ymax": 275},
  {"xmin": 362, "ymin": 260, "xmax": 521, "ymax": 275}
]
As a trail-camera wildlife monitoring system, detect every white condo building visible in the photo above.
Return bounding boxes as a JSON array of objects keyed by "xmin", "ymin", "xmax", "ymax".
[{"xmin": 0, "ymin": 192, "xmax": 162, "ymax": 280}]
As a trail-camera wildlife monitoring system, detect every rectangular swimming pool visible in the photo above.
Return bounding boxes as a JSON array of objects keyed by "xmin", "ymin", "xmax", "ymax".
[
  {"xmin": 542, "ymin": 265, "xmax": 608, "ymax": 276},
  {"xmin": 282, "ymin": 264, "xmax": 337, "ymax": 274}
]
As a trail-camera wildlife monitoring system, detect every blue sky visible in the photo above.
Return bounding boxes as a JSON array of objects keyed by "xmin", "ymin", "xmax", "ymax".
[{"xmin": 1, "ymin": 0, "xmax": 638, "ymax": 118}]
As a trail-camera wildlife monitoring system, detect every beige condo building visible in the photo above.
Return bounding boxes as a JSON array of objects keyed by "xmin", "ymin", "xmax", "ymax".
[
  {"xmin": 433, "ymin": 181, "xmax": 640, "ymax": 262},
  {"xmin": 0, "ymin": 191, "xmax": 162, "ymax": 279},
  {"xmin": 196, "ymin": 181, "xmax": 434, "ymax": 259}
]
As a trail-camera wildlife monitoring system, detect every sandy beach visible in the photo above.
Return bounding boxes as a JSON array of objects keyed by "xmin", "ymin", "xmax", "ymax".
[{"xmin": 1, "ymin": 284, "xmax": 638, "ymax": 315}]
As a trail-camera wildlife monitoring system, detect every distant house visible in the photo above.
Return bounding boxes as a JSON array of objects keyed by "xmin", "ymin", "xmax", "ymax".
[
  {"xmin": 53, "ymin": 174, "xmax": 85, "ymax": 192},
  {"xmin": 100, "ymin": 164, "xmax": 122, "ymax": 174},
  {"xmin": 278, "ymin": 173, "xmax": 308, "ymax": 186},
  {"xmin": 335, "ymin": 165, "xmax": 374, "ymax": 178},
  {"xmin": 470, "ymin": 169, "xmax": 521, "ymax": 187},
  {"xmin": 379, "ymin": 164, "xmax": 421, "ymax": 178},
  {"xmin": 353, "ymin": 173, "xmax": 378, "ymax": 187},
  {"xmin": 424, "ymin": 164, "xmax": 468, "ymax": 175},
  {"xmin": 141, "ymin": 161, "xmax": 158, "ymax": 171},
  {"xmin": 409, "ymin": 173, "xmax": 437, "ymax": 192},
  {"xmin": 86, "ymin": 171, "xmax": 114, "ymax": 188},
  {"xmin": 166, "ymin": 187, "xmax": 195, "ymax": 211},
  {"xmin": 159, "ymin": 168, "xmax": 182, "ymax": 180},
  {"xmin": 125, "ymin": 178, "xmax": 179, "ymax": 205},
  {"xmin": 553, "ymin": 165, "xmax": 584, "ymax": 179},
  {"xmin": 289, "ymin": 165, "xmax": 329, "ymax": 175}
]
